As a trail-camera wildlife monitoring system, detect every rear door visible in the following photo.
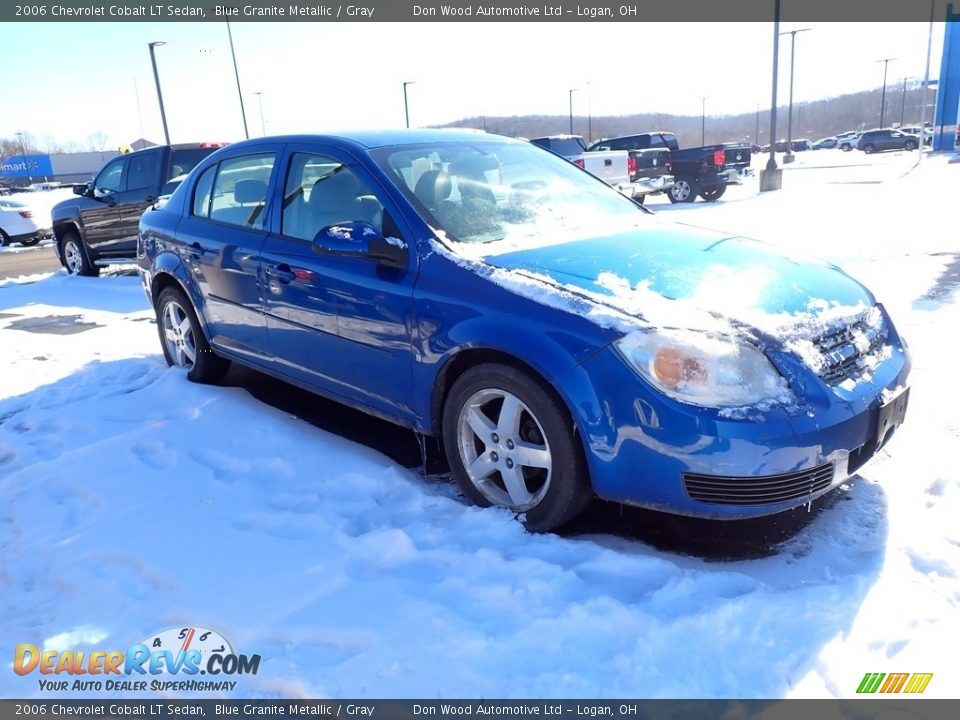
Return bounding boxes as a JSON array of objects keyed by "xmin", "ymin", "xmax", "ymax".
[
  {"xmin": 177, "ymin": 148, "xmax": 280, "ymax": 363},
  {"xmin": 260, "ymin": 145, "xmax": 419, "ymax": 421}
]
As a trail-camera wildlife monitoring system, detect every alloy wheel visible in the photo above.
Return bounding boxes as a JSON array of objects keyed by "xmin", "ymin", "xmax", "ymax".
[{"xmin": 162, "ymin": 300, "xmax": 198, "ymax": 369}]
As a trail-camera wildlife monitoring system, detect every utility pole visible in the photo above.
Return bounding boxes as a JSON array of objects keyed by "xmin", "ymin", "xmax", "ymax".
[
  {"xmin": 779, "ymin": 28, "xmax": 811, "ymax": 163},
  {"xmin": 226, "ymin": 20, "xmax": 250, "ymax": 139},
  {"xmin": 877, "ymin": 57, "xmax": 897, "ymax": 127}
]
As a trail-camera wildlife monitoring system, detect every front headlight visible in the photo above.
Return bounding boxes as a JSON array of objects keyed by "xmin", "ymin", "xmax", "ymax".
[{"xmin": 614, "ymin": 329, "xmax": 790, "ymax": 408}]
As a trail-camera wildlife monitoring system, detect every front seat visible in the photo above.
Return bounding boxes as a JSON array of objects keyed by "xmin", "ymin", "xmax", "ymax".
[{"xmin": 307, "ymin": 169, "xmax": 363, "ymax": 237}]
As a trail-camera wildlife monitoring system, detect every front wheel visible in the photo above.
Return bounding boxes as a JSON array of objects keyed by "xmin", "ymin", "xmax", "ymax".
[
  {"xmin": 155, "ymin": 286, "xmax": 230, "ymax": 383},
  {"xmin": 863, "ymin": 144, "xmax": 875, "ymax": 154},
  {"xmin": 60, "ymin": 232, "xmax": 99, "ymax": 276},
  {"xmin": 699, "ymin": 185, "xmax": 727, "ymax": 202},
  {"xmin": 904, "ymin": 139, "xmax": 918, "ymax": 151},
  {"xmin": 668, "ymin": 176, "xmax": 698, "ymax": 203},
  {"xmin": 442, "ymin": 364, "xmax": 592, "ymax": 532},
  {"xmin": 841, "ymin": 144, "xmax": 853, "ymax": 152}
]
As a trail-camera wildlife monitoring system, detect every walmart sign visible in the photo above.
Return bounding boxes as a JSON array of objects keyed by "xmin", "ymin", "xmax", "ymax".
[{"xmin": 0, "ymin": 154, "xmax": 54, "ymax": 179}]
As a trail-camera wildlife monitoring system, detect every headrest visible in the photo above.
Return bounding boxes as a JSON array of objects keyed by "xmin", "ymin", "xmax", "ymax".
[{"xmin": 234, "ymin": 179, "xmax": 267, "ymax": 204}]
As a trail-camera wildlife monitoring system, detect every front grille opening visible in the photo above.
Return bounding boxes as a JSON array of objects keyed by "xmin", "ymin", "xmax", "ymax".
[
  {"xmin": 683, "ymin": 463, "xmax": 835, "ymax": 506},
  {"xmin": 812, "ymin": 313, "xmax": 889, "ymax": 385}
]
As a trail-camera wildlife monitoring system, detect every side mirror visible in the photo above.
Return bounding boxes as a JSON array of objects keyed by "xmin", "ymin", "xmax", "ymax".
[
  {"xmin": 312, "ymin": 221, "xmax": 408, "ymax": 269},
  {"xmin": 73, "ymin": 182, "xmax": 91, "ymax": 196}
]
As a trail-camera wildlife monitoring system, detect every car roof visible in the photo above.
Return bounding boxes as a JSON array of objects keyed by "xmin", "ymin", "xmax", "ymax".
[{"xmin": 214, "ymin": 129, "xmax": 520, "ymax": 152}]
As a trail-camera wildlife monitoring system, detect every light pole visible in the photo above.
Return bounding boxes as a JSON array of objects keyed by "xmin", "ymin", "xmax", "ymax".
[
  {"xmin": 755, "ymin": 103, "xmax": 760, "ymax": 144},
  {"xmin": 760, "ymin": 0, "xmax": 782, "ymax": 192},
  {"xmin": 403, "ymin": 81, "xmax": 415, "ymax": 128},
  {"xmin": 226, "ymin": 20, "xmax": 249, "ymax": 140},
  {"xmin": 900, "ymin": 77, "xmax": 908, "ymax": 126},
  {"xmin": 586, "ymin": 81, "xmax": 592, "ymax": 144},
  {"xmin": 876, "ymin": 57, "xmax": 897, "ymax": 127},
  {"xmin": 254, "ymin": 91, "xmax": 266, "ymax": 136},
  {"xmin": 568, "ymin": 88, "xmax": 579, "ymax": 135},
  {"xmin": 148, "ymin": 41, "xmax": 170, "ymax": 145},
  {"xmin": 779, "ymin": 27, "xmax": 811, "ymax": 164},
  {"xmin": 701, "ymin": 97, "xmax": 706, "ymax": 145}
]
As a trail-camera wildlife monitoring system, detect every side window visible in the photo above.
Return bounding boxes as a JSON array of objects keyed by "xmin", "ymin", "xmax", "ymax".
[
  {"xmin": 94, "ymin": 158, "xmax": 125, "ymax": 197},
  {"xmin": 192, "ymin": 164, "xmax": 217, "ymax": 218},
  {"xmin": 127, "ymin": 151, "xmax": 161, "ymax": 191},
  {"xmin": 281, "ymin": 152, "xmax": 383, "ymax": 241},
  {"xmin": 208, "ymin": 153, "xmax": 275, "ymax": 230}
]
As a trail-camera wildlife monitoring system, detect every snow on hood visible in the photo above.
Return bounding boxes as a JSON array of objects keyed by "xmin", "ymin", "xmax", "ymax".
[{"xmin": 446, "ymin": 223, "xmax": 877, "ymax": 342}]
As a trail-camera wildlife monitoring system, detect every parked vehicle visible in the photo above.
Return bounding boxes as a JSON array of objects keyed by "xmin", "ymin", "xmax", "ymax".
[
  {"xmin": 138, "ymin": 130, "xmax": 911, "ymax": 532},
  {"xmin": 51, "ymin": 142, "xmax": 225, "ymax": 276},
  {"xmin": 898, "ymin": 126, "xmax": 933, "ymax": 146},
  {"xmin": 790, "ymin": 139, "xmax": 813, "ymax": 152},
  {"xmin": 856, "ymin": 129, "xmax": 918, "ymax": 154},
  {"xmin": 0, "ymin": 197, "xmax": 50, "ymax": 247},
  {"xmin": 587, "ymin": 137, "xmax": 675, "ymax": 203},
  {"xmin": 813, "ymin": 137, "xmax": 837, "ymax": 150},
  {"xmin": 836, "ymin": 132, "xmax": 861, "ymax": 151},
  {"xmin": 591, "ymin": 132, "xmax": 750, "ymax": 204},
  {"xmin": 528, "ymin": 135, "xmax": 635, "ymax": 195}
]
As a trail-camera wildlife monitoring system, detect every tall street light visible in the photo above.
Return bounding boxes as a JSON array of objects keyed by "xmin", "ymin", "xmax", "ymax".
[
  {"xmin": 586, "ymin": 81, "xmax": 592, "ymax": 144},
  {"xmin": 148, "ymin": 41, "xmax": 170, "ymax": 145},
  {"xmin": 403, "ymin": 81, "xmax": 415, "ymax": 128},
  {"xmin": 899, "ymin": 77, "xmax": 908, "ymax": 126},
  {"xmin": 876, "ymin": 57, "xmax": 897, "ymax": 127},
  {"xmin": 254, "ymin": 91, "xmax": 267, "ymax": 136},
  {"xmin": 755, "ymin": 103, "xmax": 760, "ymax": 144},
  {"xmin": 760, "ymin": 0, "xmax": 782, "ymax": 192},
  {"xmin": 226, "ymin": 20, "xmax": 249, "ymax": 140},
  {"xmin": 779, "ymin": 27, "xmax": 811, "ymax": 164},
  {"xmin": 701, "ymin": 97, "xmax": 706, "ymax": 145},
  {"xmin": 568, "ymin": 88, "xmax": 579, "ymax": 135}
]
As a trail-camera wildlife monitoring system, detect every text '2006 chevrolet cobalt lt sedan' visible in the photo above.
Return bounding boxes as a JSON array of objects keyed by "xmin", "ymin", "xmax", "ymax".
[{"xmin": 138, "ymin": 130, "xmax": 910, "ymax": 532}]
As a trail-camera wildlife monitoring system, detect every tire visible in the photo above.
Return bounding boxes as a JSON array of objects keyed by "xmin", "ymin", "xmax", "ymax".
[
  {"xmin": 19, "ymin": 235, "xmax": 41, "ymax": 247},
  {"xmin": 904, "ymin": 139, "xmax": 917, "ymax": 151},
  {"xmin": 60, "ymin": 231, "xmax": 99, "ymax": 276},
  {"xmin": 442, "ymin": 363, "xmax": 593, "ymax": 532},
  {"xmin": 0, "ymin": 229, "xmax": 9, "ymax": 247},
  {"xmin": 155, "ymin": 286, "xmax": 230, "ymax": 384},
  {"xmin": 841, "ymin": 144, "xmax": 853, "ymax": 152},
  {"xmin": 863, "ymin": 144, "xmax": 875, "ymax": 154},
  {"xmin": 699, "ymin": 185, "xmax": 727, "ymax": 202},
  {"xmin": 633, "ymin": 194, "xmax": 646, "ymax": 206},
  {"xmin": 667, "ymin": 176, "xmax": 698, "ymax": 204}
]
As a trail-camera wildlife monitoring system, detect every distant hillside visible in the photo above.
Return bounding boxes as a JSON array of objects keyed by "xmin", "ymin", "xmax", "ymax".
[{"xmin": 437, "ymin": 84, "xmax": 934, "ymax": 146}]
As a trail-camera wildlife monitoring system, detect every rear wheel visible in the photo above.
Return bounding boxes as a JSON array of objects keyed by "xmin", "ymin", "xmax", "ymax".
[
  {"xmin": 60, "ymin": 232, "xmax": 99, "ymax": 276},
  {"xmin": 442, "ymin": 364, "xmax": 592, "ymax": 532},
  {"xmin": 668, "ymin": 176, "xmax": 698, "ymax": 203},
  {"xmin": 0, "ymin": 229, "xmax": 9, "ymax": 247},
  {"xmin": 633, "ymin": 194, "xmax": 646, "ymax": 206},
  {"xmin": 841, "ymin": 144, "xmax": 853, "ymax": 152},
  {"xmin": 155, "ymin": 286, "xmax": 230, "ymax": 383},
  {"xmin": 699, "ymin": 185, "xmax": 727, "ymax": 202},
  {"xmin": 19, "ymin": 235, "xmax": 41, "ymax": 247},
  {"xmin": 863, "ymin": 144, "xmax": 875, "ymax": 154}
]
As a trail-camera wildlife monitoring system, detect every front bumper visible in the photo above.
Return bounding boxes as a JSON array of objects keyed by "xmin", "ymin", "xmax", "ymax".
[{"xmin": 568, "ymin": 337, "xmax": 911, "ymax": 519}]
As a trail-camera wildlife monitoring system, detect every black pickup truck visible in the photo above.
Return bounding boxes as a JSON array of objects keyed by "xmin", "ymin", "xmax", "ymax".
[
  {"xmin": 593, "ymin": 132, "xmax": 752, "ymax": 203},
  {"xmin": 52, "ymin": 143, "xmax": 224, "ymax": 276}
]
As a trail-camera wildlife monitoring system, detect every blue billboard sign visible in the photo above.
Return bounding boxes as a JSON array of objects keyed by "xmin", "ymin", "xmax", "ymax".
[
  {"xmin": 933, "ymin": 3, "xmax": 960, "ymax": 150},
  {"xmin": 0, "ymin": 154, "xmax": 55, "ymax": 179}
]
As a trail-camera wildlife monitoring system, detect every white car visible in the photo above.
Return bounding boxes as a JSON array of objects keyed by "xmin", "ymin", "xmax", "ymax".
[
  {"xmin": 0, "ymin": 197, "xmax": 50, "ymax": 247},
  {"xmin": 899, "ymin": 126, "xmax": 933, "ymax": 145},
  {"xmin": 837, "ymin": 133, "xmax": 861, "ymax": 152}
]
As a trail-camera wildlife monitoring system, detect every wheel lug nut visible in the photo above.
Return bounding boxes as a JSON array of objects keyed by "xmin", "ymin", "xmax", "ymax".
[
  {"xmin": 505, "ymin": 458, "xmax": 514, "ymax": 469},
  {"xmin": 491, "ymin": 433, "xmax": 499, "ymax": 443},
  {"xmin": 506, "ymin": 439, "xmax": 515, "ymax": 450},
  {"xmin": 490, "ymin": 451, "xmax": 499, "ymax": 462}
]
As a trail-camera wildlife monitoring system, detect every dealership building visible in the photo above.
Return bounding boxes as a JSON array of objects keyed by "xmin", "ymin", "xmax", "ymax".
[{"xmin": 933, "ymin": 7, "xmax": 960, "ymax": 151}]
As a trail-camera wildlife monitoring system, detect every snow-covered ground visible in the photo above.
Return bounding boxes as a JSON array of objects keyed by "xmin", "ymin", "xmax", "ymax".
[{"xmin": 1, "ymin": 150, "xmax": 958, "ymax": 700}]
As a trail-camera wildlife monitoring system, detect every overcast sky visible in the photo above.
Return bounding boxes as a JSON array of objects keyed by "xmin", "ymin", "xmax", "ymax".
[{"xmin": 1, "ymin": 21, "xmax": 946, "ymax": 150}]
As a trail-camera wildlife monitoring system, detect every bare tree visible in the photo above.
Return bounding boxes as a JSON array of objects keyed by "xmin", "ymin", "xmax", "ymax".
[{"xmin": 86, "ymin": 131, "xmax": 113, "ymax": 152}]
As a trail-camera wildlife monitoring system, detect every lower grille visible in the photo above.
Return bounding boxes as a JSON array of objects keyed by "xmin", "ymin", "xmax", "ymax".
[{"xmin": 683, "ymin": 463, "xmax": 834, "ymax": 506}]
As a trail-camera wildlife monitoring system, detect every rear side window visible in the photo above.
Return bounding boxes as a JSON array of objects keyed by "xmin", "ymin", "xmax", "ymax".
[
  {"xmin": 192, "ymin": 165, "xmax": 216, "ymax": 218},
  {"xmin": 127, "ymin": 151, "xmax": 161, "ymax": 191},
  {"xmin": 545, "ymin": 138, "xmax": 586, "ymax": 156},
  {"xmin": 169, "ymin": 148, "xmax": 216, "ymax": 181},
  {"xmin": 191, "ymin": 153, "xmax": 275, "ymax": 229}
]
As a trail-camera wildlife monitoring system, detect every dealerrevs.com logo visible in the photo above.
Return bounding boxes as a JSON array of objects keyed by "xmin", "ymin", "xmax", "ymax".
[{"xmin": 13, "ymin": 626, "xmax": 261, "ymax": 692}]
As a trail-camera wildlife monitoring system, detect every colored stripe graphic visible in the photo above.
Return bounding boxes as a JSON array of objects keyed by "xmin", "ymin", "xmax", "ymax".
[
  {"xmin": 880, "ymin": 673, "xmax": 909, "ymax": 693},
  {"xmin": 857, "ymin": 673, "xmax": 885, "ymax": 693},
  {"xmin": 903, "ymin": 673, "xmax": 933, "ymax": 693}
]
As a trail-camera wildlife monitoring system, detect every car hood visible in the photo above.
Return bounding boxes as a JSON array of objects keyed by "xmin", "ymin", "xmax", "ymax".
[{"xmin": 482, "ymin": 223, "xmax": 874, "ymax": 333}]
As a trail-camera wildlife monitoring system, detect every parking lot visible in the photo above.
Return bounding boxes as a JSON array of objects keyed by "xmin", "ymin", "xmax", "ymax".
[{"xmin": 2, "ymin": 146, "xmax": 959, "ymax": 698}]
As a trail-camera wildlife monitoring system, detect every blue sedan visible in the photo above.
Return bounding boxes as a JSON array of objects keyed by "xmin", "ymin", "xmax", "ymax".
[{"xmin": 138, "ymin": 130, "xmax": 911, "ymax": 532}]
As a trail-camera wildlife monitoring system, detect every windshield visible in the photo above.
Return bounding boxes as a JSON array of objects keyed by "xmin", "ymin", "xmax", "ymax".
[{"xmin": 372, "ymin": 140, "xmax": 648, "ymax": 255}]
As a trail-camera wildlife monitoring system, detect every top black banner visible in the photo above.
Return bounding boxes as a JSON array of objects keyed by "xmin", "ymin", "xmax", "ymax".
[{"xmin": 4, "ymin": 0, "xmax": 960, "ymax": 23}]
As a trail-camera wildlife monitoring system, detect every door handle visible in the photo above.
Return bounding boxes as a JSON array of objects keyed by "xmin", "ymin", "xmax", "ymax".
[
  {"xmin": 266, "ymin": 264, "xmax": 296, "ymax": 284},
  {"xmin": 187, "ymin": 242, "xmax": 211, "ymax": 258}
]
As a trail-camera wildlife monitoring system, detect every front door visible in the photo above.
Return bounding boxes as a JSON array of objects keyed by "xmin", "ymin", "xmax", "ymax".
[
  {"xmin": 81, "ymin": 155, "xmax": 125, "ymax": 251},
  {"xmin": 260, "ymin": 147, "xmax": 418, "ymax": 422}
]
